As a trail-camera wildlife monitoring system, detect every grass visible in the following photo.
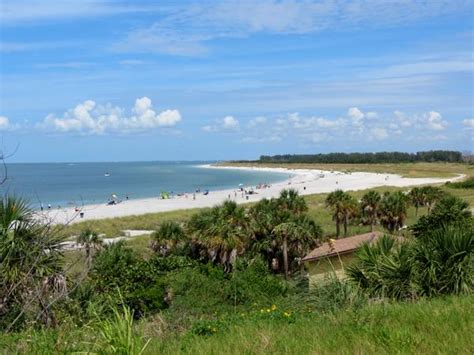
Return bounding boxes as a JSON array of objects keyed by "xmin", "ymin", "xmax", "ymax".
[
  {"xmin": 219, "ymin": 161, "xmax": 473, "ymax": 179},
  {"xmin": 1, "ymin": 294, "xmax": 472, "ymax": 354},
  {"xmin": 150, "ymin": 295, "xmax": 474, "ymax": 354}
]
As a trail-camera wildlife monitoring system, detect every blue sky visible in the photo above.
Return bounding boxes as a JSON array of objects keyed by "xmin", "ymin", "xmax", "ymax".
[{"xmin": 0, "ymin": 0, "xmax": 473, "ymax": 162}]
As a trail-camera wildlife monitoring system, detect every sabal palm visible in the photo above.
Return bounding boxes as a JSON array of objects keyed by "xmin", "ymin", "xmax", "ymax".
[
  {"xmin": 325, "ymin": 190, "xmax": 349, "ymax": 238},
  {"xmin": 187, "ymin": 200, "xmax": 249, "ymax": 271},
  {"xmin": 0, "ymin": 196, "xmax": 64, "ymax": 326},
  {"xmin": 408, "ymin": 187, "xmax": 425, "ymax": 217},
  {"xmin": 278, "ymin": 189, "xmax": 308, "ymax": 216},
  {"xmin": 273, "ymin": 215, "xmax": 322, "ymax": 279},
  {"xmin": 341, "ymin": 194, "xmax": 358, "ymax": 237},
  {"xmin": 420, "ymin": 186, "xmax": 443, "ymax": 213},
  {"xmin": 360, "ymin": 191, "xmax": 381, "ymax": 231},
  {"xmin": 379, "ymin": 191, "xmax": 410, "ymax": 233},
  {"xmin": 77, "ymin": 228, "xmax": 102, "ymax": 268},
  {"xmin": 151, "ymin": 221, "xmax": 186, "ymax": 255},
  {"xmin": 248, "ymin": 199, "xmax": 282, "ymax": 267}
]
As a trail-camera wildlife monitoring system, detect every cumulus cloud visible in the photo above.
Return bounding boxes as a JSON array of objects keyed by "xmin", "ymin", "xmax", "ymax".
[
  {"xmin": 370, "ymin": 127, "xmax": 388, "ymax": 140},
  {"xmin": 462, "ymin": 118, "xmax": 474, "ymax": 130},
  {"xmin": 247, "ymin": 116, "xmax": 267, "ymax": 128},
  {"xmin": 423, "ymin": 111, "xmax": 447, "ymax": 131},
  {"xmin": 202, "ymin": 115, "xmax": 239, "ymax": 132},
  {"xmin": 347, "ymin": 107, "xmax": 365, "ymax": 128},
  {"xmin": 40, "ymin": 97, "xmax": 181, "ymax": 135},
  {"xmin": 0, "ymin": 116, "xmax": 11, "ymax": 130}
]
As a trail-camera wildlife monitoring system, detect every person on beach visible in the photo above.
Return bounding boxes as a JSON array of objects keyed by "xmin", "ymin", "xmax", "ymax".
[
  {"xmin": 48, "ymin": 203, "xmax": 51, "ymax": 210},
  {"xmin": 40, "ymin": 203, "xmax": 44, "ymax": 211},
  {"xmin": 193, "ymin": 193, "xmax": 196, "ymax": 200}
]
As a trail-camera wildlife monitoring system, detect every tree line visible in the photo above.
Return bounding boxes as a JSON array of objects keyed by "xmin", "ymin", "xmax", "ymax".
[{"xmin": 252, "ymin": 150, "xmax": 464, "ymax": 164}]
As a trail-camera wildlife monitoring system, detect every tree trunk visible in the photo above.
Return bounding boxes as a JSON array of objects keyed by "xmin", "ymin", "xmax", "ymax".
[
  {"xmin": 335, "ymin": 220, "xmax": 340, "ymax": 238},
  {"xmin": 86, "ymin": 245, "xmax": 91, "ymax": 269},
  {"xmin": 370, "ymin": 222, "xmax": 374, "ymax": 232},
  {"xmin": 344, "ymin": 213, "xmax": 349, "ymax": 237},
  {"xmin": 415, "ymin": 206, "xmax": 418, "ymax": 217},
  {"xmin": 283, "ymin": 235, "xmax": 289, "ymax": 280}
]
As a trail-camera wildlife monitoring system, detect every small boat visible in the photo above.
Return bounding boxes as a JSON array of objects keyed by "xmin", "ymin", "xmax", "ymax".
[{"xmin": 104, "ymin": 172, "xmax": 111, "ymax": 177}]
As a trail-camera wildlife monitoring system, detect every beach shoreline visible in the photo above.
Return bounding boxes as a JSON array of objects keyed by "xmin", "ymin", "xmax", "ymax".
[{"xmin": 42, "ymin": 165, "xmax": 465, "ymax": 225}]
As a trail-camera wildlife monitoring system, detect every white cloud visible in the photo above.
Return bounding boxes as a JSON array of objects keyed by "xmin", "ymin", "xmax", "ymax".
[
  {"xmin": 0, "ymin": 116, "xmax": 11, "ymax": 130},
  {"xmin": 347, "ymin": 107, "xmax": 364, "ymax": 126},
  {"xmin": 366, "ymin": 111, "xmax": 378, "ymax": 119},
  {"xmin": 423, "ymin": 111, "xmax": 448, "ymax": 131},
  {"xmin": 222, "ymin": 115, "xmax": 239, "ymax": 130},
  {"xmin": 202, "ymin": 115, "xmax": 239, "ymax": 132},
  {"xmin": 462, "ymin": 118, "xmax": 474, "ymax": 130},
  {"xmin": 247, "ymin": 116, "xmax": 267, "ymax": 128},
  {"xmin": 40, "ymin": 97, "xmax": 181, "ymax": 135},
  {"xmin": 370, "ymin": 127, "xmax": 388, "ymax": 140}
]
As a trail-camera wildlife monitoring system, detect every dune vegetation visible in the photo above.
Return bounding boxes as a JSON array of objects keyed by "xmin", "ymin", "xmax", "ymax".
[{"xmin": 1, "ymin": 165, "xmax": 473, "ymax": 354}]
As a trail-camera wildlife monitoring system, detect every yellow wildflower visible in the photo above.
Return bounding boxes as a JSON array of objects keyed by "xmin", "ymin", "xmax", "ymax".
[
  {"xmin": 266, "ymin": 308, "xmax": 271, "ymax": 313},
  {"xmin": 271, "ymin": 304, "xmax": 277, "ymax": 311}
]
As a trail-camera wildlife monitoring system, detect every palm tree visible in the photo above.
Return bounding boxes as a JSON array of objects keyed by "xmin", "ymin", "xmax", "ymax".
[
  {"xmin": 278, "ymin": 188, "xmax": 308, "ymax": 216},
  {"xmin": 187, "ymin": 200, "xmax": 250, "ymax": 272},
  {"xmin": 325, "ymin": 190, "xmax": 348, "ymax": 238},
  {"xmin": 360, "ymin": 190, "xmax": 382, "ymax": 231},
  {"xmin": 0, "ymin": 196, "xmax": 64, "ymax": 329},
  {"xmin": 341, "ymin": 194, "xmax": 358, "ymax": 237},
  {"xmin": 409, "ymin": 187, "xmax": 425, "ymax": 217},
  {"xmin": 420, "ymin": 186, "xmax": 443, "ymax": 213},
  {"xmin": 273, "ymin": 216, "xmax": 322, "ymax": 279},
  {"xmin": 151, "ymin": 221, "xmax": 186, "ymax": 256},
  {"xmin": 77, "ymin": 228, "xmax": 102, "ymax": 269},
  {"xmin": 248, "ymin": 198, "xmax": 282, "ymax": 271},
  {"xmin": 379, "ymin": 191, "xmax": 410, "ymax": 233}
]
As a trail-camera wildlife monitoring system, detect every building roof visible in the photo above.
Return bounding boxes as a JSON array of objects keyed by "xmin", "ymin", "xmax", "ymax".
[{"xmin": 302, "ymin": 232, "xmax": 384, "ymax": 262}]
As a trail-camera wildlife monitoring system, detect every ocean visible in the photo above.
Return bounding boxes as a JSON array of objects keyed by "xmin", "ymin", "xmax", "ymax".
[{"xmin": 0, "ymin": 162, "xmax": 288, "ymax": 208}]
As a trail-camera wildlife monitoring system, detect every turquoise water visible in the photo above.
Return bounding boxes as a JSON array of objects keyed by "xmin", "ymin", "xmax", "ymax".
[{"xmin": 0, "ymin": 162, "xmax": 288, "ymax": 208}]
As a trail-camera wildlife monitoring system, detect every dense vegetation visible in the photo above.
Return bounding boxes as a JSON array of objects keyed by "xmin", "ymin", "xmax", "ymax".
[
  {"xmin": 0, "ymin": 181, "xmax": 473, "ymax": 353},
  {"xmin": 253, "ymin": 150, "xmax": 463, "ymax": 164}
]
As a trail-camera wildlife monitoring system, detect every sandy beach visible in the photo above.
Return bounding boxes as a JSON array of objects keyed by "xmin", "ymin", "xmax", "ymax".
[{"xmin": 43, "ymin": 165, "xmax": 465, "ymax": 225}]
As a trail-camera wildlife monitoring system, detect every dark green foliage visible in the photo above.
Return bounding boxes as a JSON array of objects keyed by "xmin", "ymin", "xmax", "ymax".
[
  {"xmin": 346, "ymin": 235, "xmax": 415, "ymax": 300},
  {"xmin": 445, "ymin": 176, "xmax": 474, "ymax": 189},
  {"xmin": 378, "ymin": 191, "xmax": 410, "ymax": 232},
  {"xmin": 348, "ymin": 225, "xmax": 474, "ymax": 300},
  {"xmin": 258, "ymin": 150, "xmax": 463, "ymax": 164},
  {"xmin": 89, "ymin": 242, "xmax": 167, "ymax": 317},
  {"xmin": 413, "ymin": 225, "xmax": 474, "ymax": 296},
  {"xmin": 0, "ymin": 195, "xmax": 65, "ymax": 331},
  {"xmin": 411, "ymin": 195, "xmax": 472, "ymax": 237}
]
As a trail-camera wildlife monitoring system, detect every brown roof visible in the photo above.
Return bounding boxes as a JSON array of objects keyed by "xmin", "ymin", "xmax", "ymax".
[{"xmin": 302, "ymin": 232, "xmax": 384, "ymax": 262}]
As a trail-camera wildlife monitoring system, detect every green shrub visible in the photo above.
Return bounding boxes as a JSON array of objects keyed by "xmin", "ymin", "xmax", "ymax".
[
  {"xmin": 445, "ymin": 177, "xmax": 474, "ymax": 189},
  {"xmin": 411, "ymin": 195, "xmax": 472, "ymax": 237},
  {"xmin": 89, "ymin": 242, "xmax": 167, "ymax": 317},
  {"xmin": 413, "ymin": 224, "xmax": 474, "ymax": 296},
  {"xmin": 347, "ymin": 225, "xmax": 473, "ymax": 299}
]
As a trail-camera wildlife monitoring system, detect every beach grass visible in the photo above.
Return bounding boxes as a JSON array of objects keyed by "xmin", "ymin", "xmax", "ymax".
[{"xmin": 1, "ymin": 294, "xmax": 472, "ymax": 354}]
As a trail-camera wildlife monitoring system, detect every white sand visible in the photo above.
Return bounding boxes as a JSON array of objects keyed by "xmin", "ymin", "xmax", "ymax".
[{"xmin": 42, "ymin": 165, "xmax": 465, "ymax": 225}]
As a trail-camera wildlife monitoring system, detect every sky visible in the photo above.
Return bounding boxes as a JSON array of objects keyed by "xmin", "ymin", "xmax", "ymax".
[{"xmin": 0, "ymin": 0, "xmax": 473, "ymax": 162}]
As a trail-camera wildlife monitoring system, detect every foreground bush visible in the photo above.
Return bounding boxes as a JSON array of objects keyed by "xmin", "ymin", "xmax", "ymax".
[{"xmin": 347, "ymin": 225, "xmax": 473, "ymax": 299}]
